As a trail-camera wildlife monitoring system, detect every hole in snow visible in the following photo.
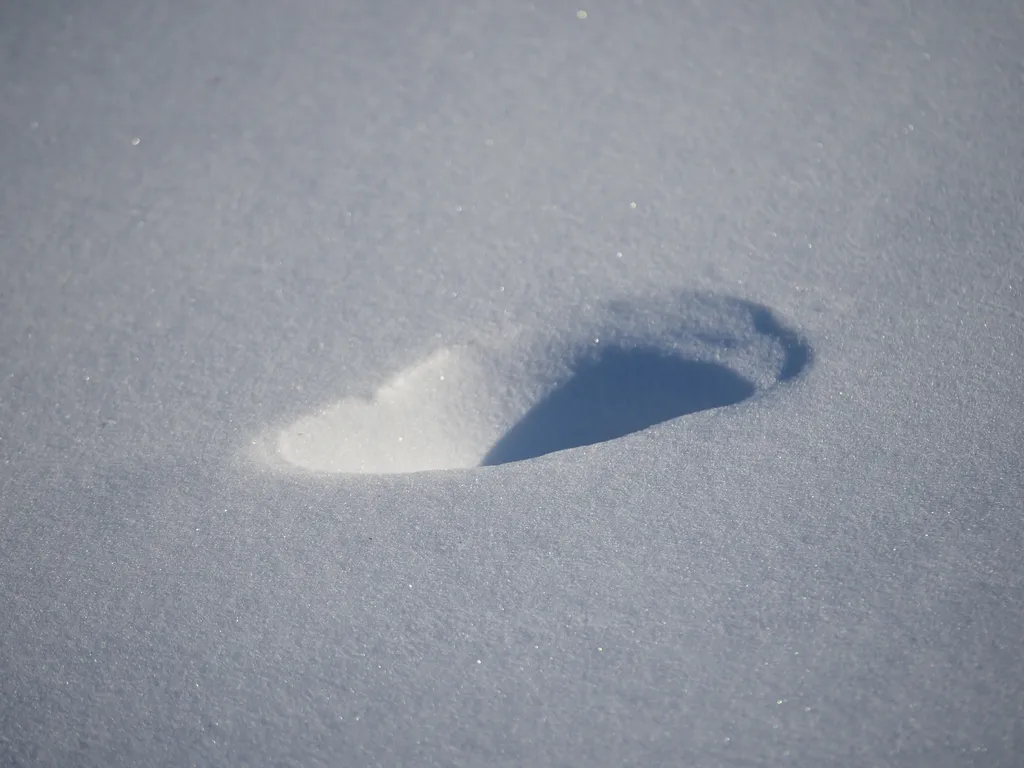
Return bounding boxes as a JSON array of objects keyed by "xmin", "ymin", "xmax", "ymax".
[{"xmin": 253, "ymin": 293, "xmax": 811, "ymax": 474}]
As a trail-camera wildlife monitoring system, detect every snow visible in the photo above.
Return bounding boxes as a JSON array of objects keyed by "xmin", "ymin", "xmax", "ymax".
[
  {"xmin": 266, "ymin": 293, "xmax": 806, "ymax": 474},
  {"xmin": 1, "ymin": 1, "xmax": 1022, "ymax": 766}
]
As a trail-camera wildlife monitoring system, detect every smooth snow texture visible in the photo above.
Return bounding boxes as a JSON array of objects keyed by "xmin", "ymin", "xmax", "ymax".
[
  {"xmin": 4, "ymin": 1, "xmax": 1023, "ymax": 766},
  {"xmin": 269, "ymin": 294, "xmax": 810, "ymax": 473},
  {"xmin": 277, "ymin": 347, "xmax": 487, "ymax": 473}
]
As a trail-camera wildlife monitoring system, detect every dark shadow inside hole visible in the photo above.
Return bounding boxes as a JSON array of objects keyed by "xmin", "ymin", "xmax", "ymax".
[{"xmin": 480, "ymin": 347, "xmax": 755, "ymax": 466}]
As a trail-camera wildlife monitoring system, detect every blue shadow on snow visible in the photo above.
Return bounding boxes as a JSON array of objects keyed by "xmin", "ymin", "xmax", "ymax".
[
  {"xmin": 480, "ymin": 301, "xmax": 811, "ymax": 466},
  {"xmin": 480, "ymin": 348, "xmax": 753, "ymax": 466}
]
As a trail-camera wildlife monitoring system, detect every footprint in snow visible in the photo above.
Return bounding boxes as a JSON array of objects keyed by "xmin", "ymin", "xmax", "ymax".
[{"xmin": 252, "ymin": 292, "xmax": 811, "ymax": 475}]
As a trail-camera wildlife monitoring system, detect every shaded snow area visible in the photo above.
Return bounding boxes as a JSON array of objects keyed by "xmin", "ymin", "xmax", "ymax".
[{"xmin": 1, "ymin": 1, "xmax": 1022, "ymax": 767}]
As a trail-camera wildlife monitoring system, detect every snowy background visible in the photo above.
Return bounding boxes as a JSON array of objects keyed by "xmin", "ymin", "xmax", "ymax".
[{"xmin": 2, "ymin": 1, "xmax": 1022, "ymax": 765}]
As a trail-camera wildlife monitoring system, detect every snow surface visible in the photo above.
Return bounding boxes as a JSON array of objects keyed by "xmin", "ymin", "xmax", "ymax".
[
  {"xmin": 266, "ymin": 293, "xmax": 807, "ymax": 474},
  {"xmin": 1, "ymin": 1, "xmax": 1022, "ymax": 766}
]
